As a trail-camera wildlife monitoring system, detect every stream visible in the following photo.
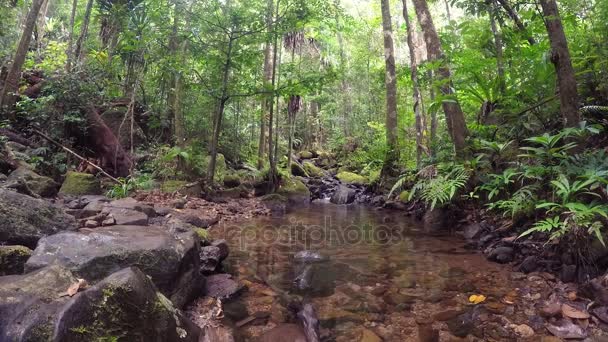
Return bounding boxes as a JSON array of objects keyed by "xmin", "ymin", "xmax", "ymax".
[{"xmin": 206, "ymin": 203, "xmax": 564, "ymax": 341}]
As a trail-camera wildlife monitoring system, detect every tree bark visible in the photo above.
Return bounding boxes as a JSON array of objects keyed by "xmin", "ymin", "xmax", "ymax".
[
  {"xmin": 258, "ymin": 0, "xmax": 274, "ymax": 170},
  {"xmin": 74, "ymin": 0, "xmax": 94, "ymax": 62},
  {"xmin": 539, "ymin": 0, "xmax": 579, "ymax": 127},
  {"xmin": 267, "ymin": 0, "xmax": 280, "ymax": 192},
  {"xmin": 412, "ymin": 0, "xmax": 469, "ymax": 156},
  {"xmin": 489, "ymin": 1, "xmax": 506, "ymax": 95},
  {"xmin": 403, "ymin": 0, "xmax": 425, "ymax": 168},
  {"xmin": 65, "ymin": 0, "xmax": 78, "ymax": 71},
  {"xmin": 496, "ymin": 0, "xmax": 536, "ymax": 45},
  {"xmin": 0, "ymin": 0, "xmax": 45, "ymax": 111},
  {"xmin": 380, "ymin": 0, "xmax": 400, "ymax": 171}
]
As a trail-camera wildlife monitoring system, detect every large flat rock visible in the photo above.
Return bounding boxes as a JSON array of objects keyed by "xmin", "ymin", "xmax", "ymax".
[
  {"xmin": 0, "ymin": 189, "xmax": 76, "ymax": 248},
  {"xmin": 25, "ymin": 224, "xmax": 202, "ymax": 307}
]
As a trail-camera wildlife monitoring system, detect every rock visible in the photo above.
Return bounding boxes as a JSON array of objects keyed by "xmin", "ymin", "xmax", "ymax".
[
  {"xmin": 78, "ymin": 196, "xmax": 111, "ymax": 218},
  {"xmin": 171, "ymin": 197, "xmax": 188, "ymax": 209},
  {"xmin": 277, "ymin": 177, "xmax": 310, "ymax": 204},
  {"xmin": 560, "ymin": 264, "xmax": 577, "ymax": 282},
  {"xmin": 172, "ymin": 209, "xmax": 219, "ymax": 228},
  {"xmin": 211, "ymin": 239, "xmax": 229, "ymax": 261},
  {"xmin": 0, "ymin": 245, "xmax": 32, "ymax": 275},
  {"xmin": 303, "ymin": 161, "xmax": 324, "ymax": 178},
  {"xmin": 336, "ymin": 171, "xmax": 369, "ymax": 185},
  {"xmin": 84, "ymin": 219, "xmax": 98, "ymax": 228},
  {"xmin": 201, "ymin": 325, "xmax": 235, "ymax": 342},
  {"xmin": 259, "ymin": 324, "xmax": 307, "ymax": 342},
  {"xmin": 54, "ymin": 267, "xmax": 200, "ymax": 342},
  {"xmin": 102, "ymin": 206, "xmax": 148, "ymax": 225},
  {"xmin": 200, "ymin": 245, "xmax": 222, "ymax": 273},
  {"xmin": 517, "ymin": 255, "xmax": 538, "ymax": 273},
  {"xmin": 446, "ymin": 311, "xmax": 474, "ymax": 338},
  {"xmin": 546, "ymin": 319, "xmax": 587, "ymax": 339},
  {"xmin": 294, "ymin": 264, "xmax": 313, "ymax": 291},
  {"xmin": 7, "ymin": 166, "xmax": 59, "ymax": 197},
  {"xmin": 297, "ymin": 303, "xmax": 320, "ymax": 342},
  {"xmin": 488, "ymin": 246, "xmax": 514, "ymax": 263},
  {"xmin": 204, "ymin": 273, "xmax": 243, "ymax": 300},
  {"xmin": 25, "ymin": 224, "xmax": 202, "ymax": 308},
  {"xmin": 510, "ymin": 324, "xmax": 534, "ymax": 338},
  {"xmin": 299, "ymin": 151, "xmax": 314, "ymax": 159},
  {"xmin": 261, "ymin": 193, "xmax": 288, "ymax": 215},
  {"xmin": 223, "ymin": 174, "xmax": 241, "ymax": 188},
  {"xmin": 330, "ymin": 185, "xmax": 356, "ymax": 205},
  {"xmin": 101, "ymin": 217, "xmax": 116, "ymax": 226},
  {"xmin": 433, "ymin": 309, "xmax": 464, "ymax": 322},
  {"xmin": 156, "ymin": 206, "xmax": 172, "ymax": 216},
  {"xmin": 0, "ymin": 173, "xmax": 7, "ymax": 182},
  {"xmin": 0, "ymin": 189, "xmax": 77, "ymax": 248},
  {"xmin": 291, "ymin": 162, "xmax": 309, "ymax": 177},
  {"xmin": 418, "ymin": 321, "xmax": 439, "ymax": 342},
  {"xmin": 294, "ymin": 250, "xmax": 329, "ymax": 263},
  {"xmin": 463, "ymin": 222, "xmax": 483, "ymax": 240},
  {"xmin": 423, "ymin": 208, "xmax": 449, "ymax": 232},
  {"xmin": 105, "ymin": 197, "xmax": 156, "ymax": 217},
  {"xmin": 370, "ymin": 195, "xmax": 385, "ymax": 207},
  {"xmin": 360, "ymin": 328, "xmax": 382, "ymax": 342},
  {"xmin": 59, "ymin": 171, "xmax": 101, "ymax": 195}
]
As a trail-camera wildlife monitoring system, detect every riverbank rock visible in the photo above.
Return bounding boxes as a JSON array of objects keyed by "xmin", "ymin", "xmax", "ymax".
[
  {"xmin": 299, "ymin": 151, "xmax": 314, "ymax": 159},
  {"xmin": 291, "ymin": 162, "xmax": 309, "ymax": 177},
  {"xmin": 7, "ymin": 166, "xmax": 59, "ymax": 197},
  {"xmin": 336, "ymin": 171, "xmax": 369, "ymax": 186},
  {"xmin": 278, "ymin": 177, "xmax": 311, "ymax": 204},
  {"xmin": 261, "ymin": 193, "xmax": 288, "ymax": 215},
  {"xmin": 330, "ymin": 185, "xmax": 356, "ymax": 204},
  {"xmin": 204, "ymin": 273, "xmax": 243, "ymax": 300},
  {"xmin": 0, "ymin": 245, "xmax": 32, "ymax": 275},
  {"xmin": 223, "ymin": 174, "xmax": 241, "ymax": 188},
  {"xmin": 0, "ymin": 265, "xmax": 200, "ymax": 341},
  {"xmin": 25, "ymin": 224, "xmax": 202, "ymax": 308},
  {"xmin": 59, "ymin": 171, "xmax": 101, "ymax": 195},
  {"xmin": 0, "ymin": 189, "xmax": 77, "ymax": 248},
  {"xmin": 303, "ymin": 161, "xmax": 324, "ymax": 178}
]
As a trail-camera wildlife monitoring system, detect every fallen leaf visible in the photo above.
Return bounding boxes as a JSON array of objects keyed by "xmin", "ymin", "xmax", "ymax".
[
  {"xmin": 567, "ymin": 291, "xmax": 577, "ymax": 301},
  {"xmin": 546, "ymin": 319, "xmax": 587, "ymax": 339},
  {"xmin": 561, "ymin": 303, "xmax": 590, "ymax": 319},
  {"xmin": 469, "ymin": 294, "xmax": 486, "ymax": 304},
  {"xmin": 63, "ymin": 278, "xmax": 88, "ymax": 297}
]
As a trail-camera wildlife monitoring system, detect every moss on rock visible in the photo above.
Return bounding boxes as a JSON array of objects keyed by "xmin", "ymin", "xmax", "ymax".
[
  {"xmin": 336, "ymin": 171, "xmax": 369, "ymax": 185},
  {"xmin": 299, "ymin": 151, "xmax": 314, "ymax": 159},
  {"xmin": 303, "ymin": 161, "xmax": 324, "ymax": 178},
  {"xmin": 59, "ymin": 171, "xmax": 101, "ymax": 196},
  {"xmin": 223, "ymin": 174, "xmax": 241, "ymax": 188},
  {"xmin": 399, "ymin": 190, "xmax": 410, "ymax": 203},
  {"xmin": 0, "ymin": 245, "xmax": 32, "ymax": 275},
  {"xmin": 277, "ymin": 177, "xmax": 310, "ymax": 204},
  {"xmin": 290, "ymin": 162, "xmax": 308, "ymax": 177}
]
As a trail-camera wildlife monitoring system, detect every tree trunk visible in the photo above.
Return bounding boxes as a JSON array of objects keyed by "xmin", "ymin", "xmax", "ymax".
[
  {"xmin": 0, "ymin": 0, "xmax": 44, "ymax": 111},
  {"xmin": 412, "ymin": 0, "xmax": 469, "ymax": 156},
  {"xmin": 496, "ymin": 0, "xmax": 536, "ymax": 45},
  {"xmin": 380, "ymin": 0, "xmax": 400, "ymax": 173},
  {"xmin": 35, "ymin": 0, "xmax": 50, "ymax": 56},
  {"xmin": 539, "ymin": 0, "xmax": 579, "ymax": 127},
  {"xmin": 65, "ymin": 0, "xmax": 78, "ymax": 71},
  {"xmin": 258, "ymin": 0, "xmax": 274, "ymax": 170},
  {"xmin": 403, "ymin": 0, "xmax": 425, "ymax": 168},
  {"xmin": 489, "ymin": 1, "xmax": 506, "ymax": 95},
  {"xmin": 74, "ymin": 0, "xmax": 94, "ymax": 62},
  {"xmin": 266, "ymin": 0, "xmax": 280, "ymax": 193}
]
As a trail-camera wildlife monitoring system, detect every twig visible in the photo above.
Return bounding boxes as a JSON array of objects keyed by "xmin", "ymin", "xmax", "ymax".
[{"xmin": 31, "ymin": 128, "xmax": 121, "ymax": 183}]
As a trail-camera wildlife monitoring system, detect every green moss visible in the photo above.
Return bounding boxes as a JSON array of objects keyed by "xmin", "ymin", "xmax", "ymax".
[
  {"xmin": 303, "ymin": 161, "xmax": 324, "ymax": 177},
  {"xmin": 299, "ymin": 151, "xmax": 314, "ymax": 159},
  {"xmin": 194, "ymin": 228, "xmax": 209, "ymax": 241},
  {"xmin": 290, "ymin": 162, "xmax": 308, "ymax": 177},
  {"xmin": 59, "ymin": 172, "xmax": 102, "ymax": 195},
  {"xmin": 0, "ymin": 245, "xmax": 33, "ymax": 275},
  {"xmin": 160, "ymin": 180, "xmax": 188, "ymax": 193},
  {"xmin": 278, "ymin": 177, "xmax": 309, "ymax": 195},
  {"xmin": 399, "ymin": 190, "xmax": 410, "ymax": 203},
  {"xmin": 336, "ymin": 171, "xmax": 369, "ymax": 185}
]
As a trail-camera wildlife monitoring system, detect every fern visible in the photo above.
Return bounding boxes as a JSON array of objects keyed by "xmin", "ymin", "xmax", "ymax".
[{"xmin": 408, "ymin": 164, "xmax": 470, "ymax": 210}]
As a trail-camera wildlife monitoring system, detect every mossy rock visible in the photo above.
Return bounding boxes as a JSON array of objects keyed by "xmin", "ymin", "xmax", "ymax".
[
  {"xmin": 260, "ymin": 193, "xmax": 288, "ymax": 215},
  {"xmin": 299, "ymin": 151, "xmax": 314, "ymax": 159},
  {"xmin": 399, "ymin": 190, "xmax": 410, "ymax": 203},
  {"xmin": 59, "ymin": 171, "xmax": 101, "ymax": 196},
  {"xmin": 223, "ymin": 174, "xmax": 241, "ymax": 188},
  {"xmin": 336, "ymin": 171, "xmax": 369, "ymax": 186},
  {"xmin": 7, "ymin": 166, "xmax": 59, "ymax": 197},
  {"xmin": 277, "ymin": 177, "xmax": 310, "ymax": 204},
  {"xmin": 303, "ymin": 161, "xmax": 324, "ymax": 178},
  {"xmin": 291, "ymin": 162, "xmax": 308, "ymax": 177},
  {"xmin": 194, "ymin": 228, "xmax": 209, "ymax": 241},
  {"xmin": 0, "ymin": 245, "xmax": 32, "ymax": 275}
]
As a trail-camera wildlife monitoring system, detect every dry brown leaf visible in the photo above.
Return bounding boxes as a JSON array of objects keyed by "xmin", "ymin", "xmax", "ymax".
[
  {"xmin": 567, "ymin": 291, "xmax": 577, "ymax": 301},
  {"xmin": 65, "ymin": 278, "xmax": 87, "ymax": 297},
  {"xmin": 561, "ymin": 303, "xmax": 590, "ymax": 319}
]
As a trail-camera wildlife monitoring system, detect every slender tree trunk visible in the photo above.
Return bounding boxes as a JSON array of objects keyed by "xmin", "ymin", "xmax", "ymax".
[
  {"xmin": 539, "ymin": 0, "xmax": 579, "ymax": 127},
  {"xmin": 65, "ymin": 0, "xmax": 78, "ymax": 71},
  {"xmin": 444, "ymin": 0, "xmax": 452, "ymax": 22},
  {"xmin": 74, "ymin": 0, "xmax": 94, "ymax": 62},
  {"xmin": 258, "ymin": 0, "xmax": 274, "ymax": 170},
  {"xmin": 403, "ymin": 0, "xmax": 425, "ymax": 168},
  {"xmin": 412, "ymin": 0, "xmax": 469, "ymax": 156},
  {"xmin": 489, "ymin": 2, "xmax": 506, "ymax": 95},
  {"xmin": 0, "ymin": 0, "xmax": 44, "ymax": 111},
  {"xmin": 429, "ymin": 70, "xmax": 437, "ymax": 158},
  {"xmin": 208, "ymin": 36, "xmax": 233, "ymax": 182},
  {"xmin": 380, "ymin": 0, "xmax": 400, "ymax": 175},
  {"xmin": 267, "ymin": 0, "xmax": 280, "ymax": 192},
  {"xmin": 496, "ymin": 0, "xmax": 536, "ymax": 45},
  {"xmin": 35, "ymin": 0, "xmax": 50, "ymax": 56}
]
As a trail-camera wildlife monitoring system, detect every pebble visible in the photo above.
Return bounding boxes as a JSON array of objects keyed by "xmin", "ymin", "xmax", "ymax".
[{"xmin": 510, "ymin": 324, "xmax": 535, "ymax": 338}]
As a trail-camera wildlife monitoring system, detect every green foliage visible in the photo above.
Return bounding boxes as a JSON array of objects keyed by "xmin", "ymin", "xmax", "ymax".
[
  {"xmin": 407, "ymin": 163, "xmax": 471, "ymax": 210},
  {"xmin": 106, "ymin": 174, "xmax": 154, "ymax": 199}
]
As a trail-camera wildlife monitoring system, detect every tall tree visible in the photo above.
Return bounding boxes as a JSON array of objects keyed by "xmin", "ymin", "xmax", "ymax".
[
  {"xmin": 539, "ymin": 0, "xmax": 579, "ymax": 127},
  {"xmin": 258, "ymin": 0, "xmax": 274, "ymax": 170},
  {"xmin": 402, "ymin": 0, "xmax": 425, "ymax": 167},
  {"xmin": 65, "ymin": 0, "xmax": 78, "ymax": 71},
  {"xmin": 380, "ymin": 0, "xmax": 400, "ymax": 175},
  {"xmin": 489, "ymin": 1, "xmax": 506, "ymax": 95},
  {"xmin": 412, "ymin": 0, "xmax": 469, "ymax": 156},
  {"xmin": 73, "ymin": 0, "xmax": 94, "ymax": 62},
  {"xmin": 0, "ymin": 0, "xmax": 45, "ymax": 111}
]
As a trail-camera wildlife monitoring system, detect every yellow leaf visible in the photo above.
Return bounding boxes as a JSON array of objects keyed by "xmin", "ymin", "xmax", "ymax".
[{"xmin": 468, "ymin": 294, "xmax": 486, "ymax": 304}]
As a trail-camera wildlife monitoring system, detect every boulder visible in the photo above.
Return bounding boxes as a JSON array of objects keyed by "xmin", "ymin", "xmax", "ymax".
[
  {"xmin": 463, "ymin": 222, "xmax": 483, "ymax": 240},
  {"xmin": 277, "ymin": 177, "xmax": 310, "ymax": 204},
  {"xmin": 102, "ymin": 206, "xmax": 148, "ymax": 226},
  {"xmin": 211, "ymin": 239, "xmax": 229, "ymax": 261},
  {"xmin": 298, "ymin": 151, "xmax": 314, "ymax": 159},
  {"xmin": 0, "ymin": 245, "xmax": 32, "ymax": 275},
  {"xmin": 59, "ymin": 171, "xmax": 101, "ymax": 196},
  {"xmin": 223, "ymin": 174, "xmax": 241, "ymax": 188},
  {"xmin": 261, "ymin": 193, "xmax": 288, "ymax": 215},
  {"xmin": 25, "ymin": 224, "xmax": 202, "ymax": 308},
  {"xmin": 336, "ymin": 171, "xmax": 369, "ymax": 186},
  {"xmin": 291, "ymin": 162, "xmax": 309, "ymax": 177},
  {"xmin": 76, "ymin": 196, "xmax": 111, "ymax": 218},
  {"xmin": 303, "ymin": 161, "xmax": 324, "ymax": 178},
  {"xmin": 200, "ymin": 245, "xmax": 222, "ymax": 273},
  {"xmin": 488, "ymin": 246, "xmax": 514, "ymax": 264},
  {"xmin": 0, "ymin": 189, "xmax": 77, "ymax": 248},
  {"xmin": 423, "ymin": 208, "xmax": 449, "ymax": 233},
  {"xmin": 204, "ymin": 273, "xmax": 243, "ymax": 300},
  {"xmin": 7, "ymin": 166, "xmax": 59, "ymax": 197},
  {"xmin": 330, "ymin": 185, "xmax": 356, "ymax": 205},
  {"xmin": 172, "ymin": 209, "xmax": 219, "ymax": 228}
]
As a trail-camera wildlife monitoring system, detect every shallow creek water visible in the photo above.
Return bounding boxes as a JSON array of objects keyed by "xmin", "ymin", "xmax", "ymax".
[{"xmin": 207, "ymin": 203, "xmax": 561, "ymax": 341}]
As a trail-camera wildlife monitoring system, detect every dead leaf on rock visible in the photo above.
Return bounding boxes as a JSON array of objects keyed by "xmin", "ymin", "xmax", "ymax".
[
  {"xmin": 561, "ymin": 303, "xmax": 590, "ymax": 319},
  {"xmin": 61, "ymin": 278, "xmax": 88, "ymax": 297}
]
